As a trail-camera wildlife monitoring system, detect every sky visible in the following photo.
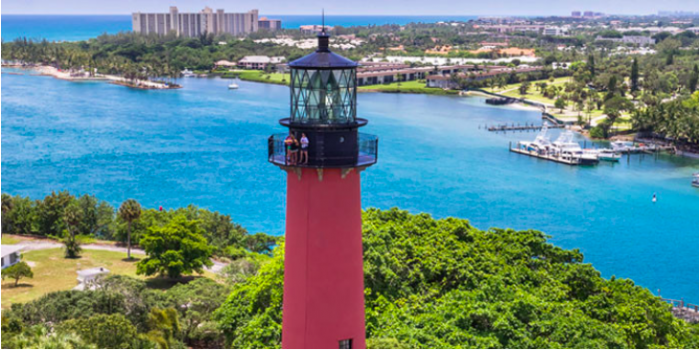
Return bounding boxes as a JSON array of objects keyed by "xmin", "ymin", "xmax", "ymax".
[{"xmin": 1, "ymin": 0, "xmax": 699, "ymax": 16}]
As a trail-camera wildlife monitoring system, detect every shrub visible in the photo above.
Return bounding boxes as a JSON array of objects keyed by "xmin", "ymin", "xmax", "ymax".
[
  {"xmin": 63, "ymin": 231, "xmax": 82, "ymax": 259},
  {"xmin": 1, "ymin": 261, "xmax": 34, "ymax": 286},
  {"xmin": 58, "ymin": 313, "xmax": 153, "ymax": 349}
]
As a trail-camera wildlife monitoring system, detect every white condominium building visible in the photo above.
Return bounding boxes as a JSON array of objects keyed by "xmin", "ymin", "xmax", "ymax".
[{"xmin": 132, "ymin": 6, "xmax": 263, "ymax": 37}]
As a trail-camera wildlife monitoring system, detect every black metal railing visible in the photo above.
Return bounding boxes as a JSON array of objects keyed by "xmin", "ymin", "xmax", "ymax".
[
  {"xmin": 268, "ymin": 132, "xmax": 378, "ymax": 168},
  {"xmin": 358, "ymin": 132, "xmax": 378, "ymax": 165}
]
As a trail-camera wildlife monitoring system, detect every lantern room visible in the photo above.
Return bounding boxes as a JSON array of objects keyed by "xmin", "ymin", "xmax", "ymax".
[
  {"xmin": 288, "ymin": 31, "xmax": 357, "ymax": 124},
  {"xmin": 268, "ymin": 29, "xmax": 377, "ymax": 169}
]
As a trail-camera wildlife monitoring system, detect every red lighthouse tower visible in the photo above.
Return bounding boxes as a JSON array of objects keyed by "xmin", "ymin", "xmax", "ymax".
[{"xmin": 268, "ymin": 28, "xmax": 378, "ymax": 349}]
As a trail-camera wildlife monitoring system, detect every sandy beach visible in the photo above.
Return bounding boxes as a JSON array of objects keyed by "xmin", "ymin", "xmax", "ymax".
[{"xmin": 3, "ymin": 63, "xmax": 177, "ymax": 89}]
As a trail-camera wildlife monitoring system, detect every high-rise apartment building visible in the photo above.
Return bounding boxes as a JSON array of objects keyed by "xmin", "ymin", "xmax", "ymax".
[
  {"xmin": 258, "ymin": 17, "xmax": 282, "ymax": 31},
  {"xmin": 132, "ymin": 6, "xmax": 275, "ymax": 37}
]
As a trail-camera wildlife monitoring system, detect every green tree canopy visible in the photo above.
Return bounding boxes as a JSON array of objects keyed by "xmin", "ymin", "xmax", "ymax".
[
  {"xmin": 604, "ymin": 95, "xmax": 634, "ymax": 127},
  {"xmin": 166, "ymin": 278, "xmax": 230, "ymax": 347},
  {"xmin": 137, "ymin": 215, "xmax": 214, "ymax": 279},
  {"xmin": 215, "ymin": 208, "xmax": 699, "ymax": 349},
  {"xmin": 1, "ymin": 261, "xmax": 34, "ymax": 287},
  {"xmin": 57, "ymin": 313, "xmax": 152, "ymax": 349}
]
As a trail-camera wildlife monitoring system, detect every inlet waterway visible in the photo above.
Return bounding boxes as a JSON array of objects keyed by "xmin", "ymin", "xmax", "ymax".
[{"xmin": 2, "ymin": 71, "xmax": 698, "ymax": 303}]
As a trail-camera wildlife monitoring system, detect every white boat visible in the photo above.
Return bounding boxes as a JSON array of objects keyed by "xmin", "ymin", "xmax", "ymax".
[
  {"xmin": 552, "ymin": 131, "xmax": 599, "ymax": 165},
  {"xmin": 228, "ymin": 82, "xmax": 239, "ymax": 89},
  {"xmin": 181, "ymin": 69, "xmax": 195, "ymax": 77},
  {"xmin": 596, "ymin": 149, "xmax": 621, "ymax": 162},
  {"xmin": 518, "ymin": 125, "xmax": 552, "ymax": 153},
  {"xmin": 693, "ymin": 173, "xmax": 699, "ymax": 188},
  {"xmin": 611, "ymin": 141, "xmax": 633, "ymax": 152}
]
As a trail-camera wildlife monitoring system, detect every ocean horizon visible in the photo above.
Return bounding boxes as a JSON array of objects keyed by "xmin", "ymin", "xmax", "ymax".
[{"xmin": 1, "ymin": 14, "xmax": 478, "ymax": 42}]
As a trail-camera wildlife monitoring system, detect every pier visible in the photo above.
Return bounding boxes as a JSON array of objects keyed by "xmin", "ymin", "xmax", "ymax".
[
  {"xmin": 486, "ymin": 123, "xmax": 564, "ymax": 132},
  {"xmin": 661, "ymin": 298, "xmax": 699, "ymax": 323},
  {"xmin": 614, "ymin": 144, "xmax": 674, "ymax": 154},
  {"xmin": 509, "ymin": 143, "xmax": 581, "ymax": 165}
]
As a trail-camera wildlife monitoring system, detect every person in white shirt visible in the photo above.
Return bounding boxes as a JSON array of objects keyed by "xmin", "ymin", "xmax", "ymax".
[{"xmin": 300, "ymin": 133, "xmax": 309, "ymax": 165}]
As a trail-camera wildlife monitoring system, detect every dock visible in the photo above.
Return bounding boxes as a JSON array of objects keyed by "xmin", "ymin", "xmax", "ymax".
[
  {"xmin": 615, "ymin": 144, "xmax": 674, "ymax": 154},
  {"xmin": 661, "ymin": 298, "xmax": 699, "ymax": 323},
  {"xmin": 487, "ymin": 123, "xmax": 564, "ymax": 132},
  {"xmin": 485, "ymin": 97, "xmax": 518, "ymax": 105},
  {"xmin": 509, "ymin": 145, "xmax": 581, "ymax": 165}
]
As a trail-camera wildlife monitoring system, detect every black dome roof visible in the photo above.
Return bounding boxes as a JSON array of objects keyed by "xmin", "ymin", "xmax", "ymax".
[{"xmin": 289, "ymin": 33, "xmax": 358, "ymax": 69}]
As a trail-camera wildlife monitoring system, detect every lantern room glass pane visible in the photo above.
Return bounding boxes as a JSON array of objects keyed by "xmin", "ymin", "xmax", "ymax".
[{"xmin": 290, "ymin": 68, "xmax": 356, "ymax": 124}]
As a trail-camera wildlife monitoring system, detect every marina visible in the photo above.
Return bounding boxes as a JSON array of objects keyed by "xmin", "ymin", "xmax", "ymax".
[
  {"xmin": 509, "ymin": 126, "xmax": 685, "ymax": 166},
  {"xmin": 510, "ymin": 128, "xmax": 600, "ymax": 166}
]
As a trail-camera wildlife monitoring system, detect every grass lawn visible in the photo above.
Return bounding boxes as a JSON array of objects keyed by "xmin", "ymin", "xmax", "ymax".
[
  {"xmin": 497, "ymin": 76, "xmax": 572, "ymax": 94},
  {"xmin": 595, "ymin": 116, "xmax": 634, "ymax": 131},
  {"xmin": 1, "ymin": 235, "xmax": 22, "ymax": 244},
  {"xmin": 549, "ymin": 108, "xmax": 606, "ymax": 121},
  {"xmin": 219, "ymin": 70, "xmax": 453, "ymax": 95},
  {"xmin": 493, "ymin": 77, "xmax": 614, "ymax": 121},
  {"xmin": 500, "ymin": 77, "xmax": 573, "ymax": 105},
  {"xmin": 1, "ymin": 248, "xmax": 216, "ymax": 309},
  {"xmin": 358, "ymin": 80, "xmax": 457, "ymax": 95},
  {"xmin": 222, "ymin": 69, "xmax": 289, "ymax": 85}
]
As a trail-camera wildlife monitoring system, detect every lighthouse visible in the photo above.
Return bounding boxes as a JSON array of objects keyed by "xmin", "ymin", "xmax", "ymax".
[{"xmin": 267, "ymin": 26, "xmax": 378, "ymax": 349}]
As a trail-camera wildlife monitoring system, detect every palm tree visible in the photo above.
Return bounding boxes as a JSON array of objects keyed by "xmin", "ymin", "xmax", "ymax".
[
  {"xmin": 497, "ymin": 76, "xmax": 507, "ymax": 91},
  {"xmin": 118, "ymin": 199, "xmax": 142, "ymax": 260},
  {"xmin": 63, "ymin": 203, "xmax": 83, "ymax": 258}
]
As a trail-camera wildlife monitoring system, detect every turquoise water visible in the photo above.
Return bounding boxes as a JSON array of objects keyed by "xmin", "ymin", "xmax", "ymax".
[
  {"xmin": 1, "ymin": 15, "xmax": 477, "ymax": 42},
  {"xmin": 1, "ymin": 70, "xmax": 698, "ymax": 303}
]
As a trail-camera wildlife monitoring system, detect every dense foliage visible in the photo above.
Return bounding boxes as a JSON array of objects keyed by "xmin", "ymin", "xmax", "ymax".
[
  {"xmin": 136, "ymin": 215, "xmax": 214, "ymax": 278},
  {"xmin": 3, "ymin": 207, "xmax": 698, "ymax": 348},
  {"xmin": 1, "ymin": 275, "xmax": 230, "ymax": 349},
  {"xmin": 632, "ymin": 91, "xmax": 699, "ymax": 147},
  {"xmin": 215, "ymin": 208, "xmax": 699, "ymax": 348},
  {"xmin": 1, "ymin": 32, "xmax": 316, "ymax": 78},
  {"xmin": 0, "ymin": 192, "xmax": 277, "ymax": 259}
]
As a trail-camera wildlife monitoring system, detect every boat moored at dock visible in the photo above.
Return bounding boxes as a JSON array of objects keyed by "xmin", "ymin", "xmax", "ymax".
[
  {"xmin": 511, "ymin": 127, "xmax": 602, "ymax": 166},
  {"xmin": 595, "ymin": 149, "xmax": 621, "ymax": 162},
  {"xmin": 181, "ymin": 69, "xmax": 195, "ymax": 77},
  {"xmin": 551, "ymin": 131, "xmax": 599, "ymax": 165},
  {"xmin": 611, "ymin": 140, "xmax": 669, "ymax": 154}
]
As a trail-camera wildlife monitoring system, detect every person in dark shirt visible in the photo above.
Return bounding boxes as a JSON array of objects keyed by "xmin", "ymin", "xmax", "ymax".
[
  {"xmin": 289, "ymin": 134, "xmax": 299, "ymax": 166},
  {"xmin": 284, "ymin": 133, "xmax": 294, "ymax": 165}
]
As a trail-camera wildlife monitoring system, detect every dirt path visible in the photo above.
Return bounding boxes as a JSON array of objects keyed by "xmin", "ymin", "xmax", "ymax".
[{"xmin": 14, "ymin": 240, "xmax": 227, "ymax": 273}]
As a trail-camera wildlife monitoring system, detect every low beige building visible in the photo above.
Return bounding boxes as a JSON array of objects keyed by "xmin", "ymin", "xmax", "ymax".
[{"xmin": 238, "ymin": 56, "xmax": 286, "ymax": 70}]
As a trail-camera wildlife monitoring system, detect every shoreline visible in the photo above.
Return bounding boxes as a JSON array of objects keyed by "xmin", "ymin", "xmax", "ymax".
[
  {"xmin": 2, "ymin": 64, "xmax": 179, "ymax": 90},
  {"xmin": 463, "ymin": 90, "xmax": 543, "ymax": 112}
]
